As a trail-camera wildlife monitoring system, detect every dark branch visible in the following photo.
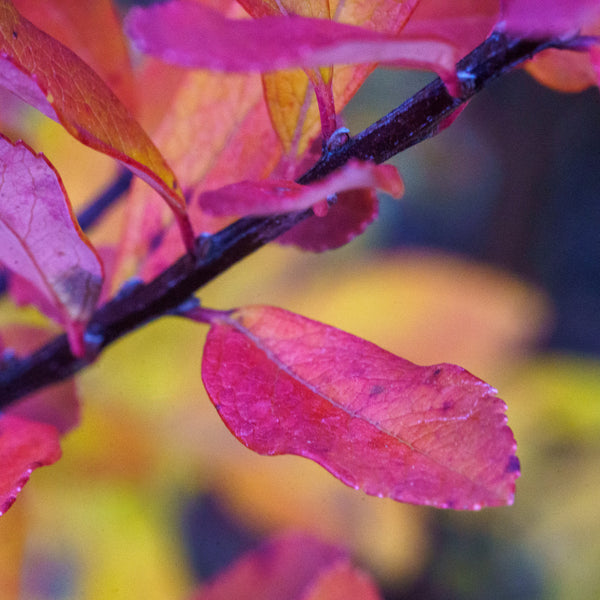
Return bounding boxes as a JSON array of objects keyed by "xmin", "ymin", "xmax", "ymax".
[
  {"xmin": 77, "ymin": 169, "xmax": 133, "ymax": 231},
  {"xmin": 0, "ymin": 33, "xmax": 569, "ymax": 406}
]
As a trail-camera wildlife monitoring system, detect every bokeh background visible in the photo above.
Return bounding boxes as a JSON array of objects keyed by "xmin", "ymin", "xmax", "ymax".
[{"xmin": 0, "ymin": 12, "xmax": 599, "ymax": 600}]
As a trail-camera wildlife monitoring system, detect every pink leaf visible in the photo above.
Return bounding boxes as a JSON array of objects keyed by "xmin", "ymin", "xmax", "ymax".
[
  {"xmin": 197, "ymin": 160, "xmax": 403, "ymax": 216},
  {"xmin": 200, "ymin": 306, "xmax": 520, "ymax": 510},
  {"xmin": 0, "ymin": 415, "xmax": 61, "ymax": 516},
  {"xmin": 402, "ymin": 0, "xmax": 499, "ymax": 59},
  {"xmin": 126, "ymin": 1, "xmax": 461, "ymax": 83},
  {"xmin": 277, "ymin": 188, "xmax": 379, "ymax": 252},
  {"xmin": 0, "ymin": 135, "xmax": 103, "ymax": 356},
  {"xmin": 497, "ymin": 0, "xmax": 600, "ymax": 38},
  {"xmin": 190, "ymin": 532, "xmax": 382, "ymax": 600}
]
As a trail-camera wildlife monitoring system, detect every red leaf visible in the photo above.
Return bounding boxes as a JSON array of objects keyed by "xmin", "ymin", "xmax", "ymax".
[
  {"xmin": 0, "ymin": 135, "xmax": 103, "ymax": 356},
  {"xmin": 0, "ymin": 0, "xmax": 192, "ymax": 249},
  {"xmin": 126, "ymin": 1, "xmax": 461, "ymax": 83},
  {"xmin": 197, "ymin": 160, "xmax": 403, "ymax": 216},
  {"xmin": 277, "ymin": 188, "xmax": 379, "ymax": 252},
  {"xmin": 190, "ymin": 532, "xmax": 382, "ymax": 600},
  {"xmin": 402, "ymin": 0, "xmax": 498, "ymax": 58},
  {"xmin": 497, "ymin": 0, "xmax": 600, "ymax": 38},
  {"xmin": 0, "ymin": 415, "xmax": 61, "ymax": 516},
  {"xmin": 200, "ymin": 306, "xmax": 520, "ymax": 510}
]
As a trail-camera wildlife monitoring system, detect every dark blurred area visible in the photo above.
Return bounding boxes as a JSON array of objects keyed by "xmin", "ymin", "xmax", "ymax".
[{"xmin": 347, "ymin": 68, "xmax": 600, "ymax": 357}]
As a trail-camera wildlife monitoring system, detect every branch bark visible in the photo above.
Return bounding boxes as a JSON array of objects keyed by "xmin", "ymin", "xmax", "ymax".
[{"xmin": 0, "ymin": 32, "xmax": 567, "ymax": 405}]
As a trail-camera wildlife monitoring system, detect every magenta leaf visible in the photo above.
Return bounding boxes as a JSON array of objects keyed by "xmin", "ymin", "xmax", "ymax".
[
  {"xmin": 126, "ymin": 1, "xmax": 461, "ymax": 83},
  {"xmin": 190, "ymin": 532, "xmax": 382, "ymax": 600},
  {"xmin": 402, "ymin": 0, "xmax": 498, "ymax": 61},
  {"xmin": 497, "ymin": 0, "xmax": 600, "ymax": 38},
  {"xmin": 277, "ymin": 188, "xmax": 379, "ymax": 252},
  {"xmin": 0, "ymin": 135, "xmax": 103, "ymax": 356},
  {"xmin": 199, "ymin": 305, "xmax": 520, "ymax": 510},
  {"xmin": 197, "ymin": 160, "xmax": 403, "ymax": 217},
  {"xmin": 0, "ymin": 414, "xmax": 61, "ymax": 516}
]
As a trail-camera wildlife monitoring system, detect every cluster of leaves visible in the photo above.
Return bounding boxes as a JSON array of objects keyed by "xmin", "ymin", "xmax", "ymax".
[{"xmin": 0, "ymin": 0, "xmax": 599, "ymax": 595}]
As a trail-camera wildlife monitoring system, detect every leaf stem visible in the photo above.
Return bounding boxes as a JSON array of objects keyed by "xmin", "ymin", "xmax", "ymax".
[{"xmin": 305, "ymin": 68, "xmax": 338, "ymax": 142}]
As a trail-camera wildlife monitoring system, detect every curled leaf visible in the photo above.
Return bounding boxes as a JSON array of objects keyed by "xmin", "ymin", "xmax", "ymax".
[
  {"xmin": 200, "ymin": 305, "xmax": 520, "ymax": 510},
  {"xmin": 0, "ymin": 415, "xmax": 61, "ymax": 516},
  {"xmin": 0, "ymin": 135, "xmax": 103, "ymax": 356},
  {"xmin": 197, "ymin": 160, "xmax": 403, "ymax": 216},
  {"xmin": 277, "ymin": 188, "xmax": 380, "ymax": 252}
]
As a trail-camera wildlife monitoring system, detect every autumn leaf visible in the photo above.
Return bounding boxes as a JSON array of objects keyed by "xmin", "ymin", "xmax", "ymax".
[
  {"xmin": 0, "ymin": 0, "xmax": 193, "ymax": 249},
  {"xmin": 11, "ymin": 0, "xmax": 137, "ymax": 111},
  {"xmin": 0, "ymin": 135, "xmax": 103, "ymax": 356},
  {"xmin": 114, "ymin": 71, "xmax": 282, "ymax": 284},
  {"xmin": 126, "ymin": 0, "xmax": 464, "ymax": 154},
  {"xmin": 277, "ymin": 188, "xmax": 380, "ymax": 251},
  {"xmin": 190, "ymin": 532, "xmax": 382, "ymax": 600},
  {"xmin": 401, "ymin": 0, "xmax": 498, "ymax": 58},
  {"xmin": 497, "ymin": 0, "xmax": 600, "ymax": 38},
  {"xmin": 499, "ymin": 0, "xmax": 600, "ymax": 94},
  {"xmin": 198, "ymin": 305, "xmax": 519, "ymax": 510},
  {"xmin": 126, "ymin": 1, "xmax": 457, "ymax": 76},
  {"xmin": 197, "ymin": 160, "xmax": 403, "ymax": 216},
  {"xmin": 524, "ymin": 46, "xmax": 600, "ymax": 92},
  {"xmin": 0, "ymin": 415, "xmax": 61, "ymax": 516}
]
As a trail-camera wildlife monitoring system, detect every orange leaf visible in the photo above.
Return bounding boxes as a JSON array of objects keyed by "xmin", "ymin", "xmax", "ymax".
[
  {"xmin": 0, "ymin": 0, "xmax": 193, "ymax": 248},
  {"xmin": 525, "ymin": 47, "xmax": 599, "ymax": 92},
  {"xmin": 116, "ymin": 71, "xmax": 282, "ymax": 283},
  {"xmin": 259, "ymin": 0, "xmax": 420, "ymax": 157},
  {"xmin": 0, "ymin": 415, "xmax": 61, "ymax": 516},
  {"xmin": 522, "ymin": 12, "xmax": 600, "ymax": 93},
  {"xmin": 12, "ymin": 0, "xmax": 137, "ymax": 111}
]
